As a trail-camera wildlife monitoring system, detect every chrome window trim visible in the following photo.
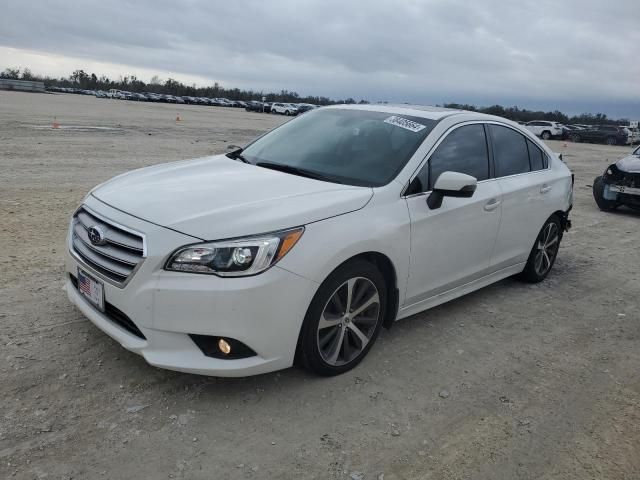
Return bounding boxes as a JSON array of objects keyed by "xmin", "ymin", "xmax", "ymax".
[{"xmin": 401, "ymin": 119, "xmax": 552, "ymax": 198}]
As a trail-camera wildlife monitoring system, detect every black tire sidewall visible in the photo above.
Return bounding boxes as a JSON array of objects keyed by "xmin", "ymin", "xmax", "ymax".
[
  {"xmin": 300, "ymin": 260, "xmax": 387, "ymax": 376},
  {"xmin": 520, "ymin": 215, "xmax": 562, "ymax": 283}
]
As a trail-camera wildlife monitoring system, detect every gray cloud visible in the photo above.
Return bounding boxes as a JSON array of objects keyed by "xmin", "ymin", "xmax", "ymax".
[{"xmin": 1, "ymin": 0, "xmax": 639, "ymax": 116}]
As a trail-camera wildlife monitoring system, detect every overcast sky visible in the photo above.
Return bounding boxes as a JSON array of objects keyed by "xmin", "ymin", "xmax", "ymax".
[{"xmin": 1, "ymin": 0, "xmax": 639, "ymax": 117}]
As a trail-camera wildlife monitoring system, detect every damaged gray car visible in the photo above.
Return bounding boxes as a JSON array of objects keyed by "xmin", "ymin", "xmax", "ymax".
[{"xmin": 593, "ymin": 145, "xmax": 640, "ymax": 211}]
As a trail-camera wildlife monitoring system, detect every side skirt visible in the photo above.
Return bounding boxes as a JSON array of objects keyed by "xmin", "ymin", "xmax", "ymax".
[{"xmin": 396, "ymin": 263, "xmax": 526, "ymax": 321}]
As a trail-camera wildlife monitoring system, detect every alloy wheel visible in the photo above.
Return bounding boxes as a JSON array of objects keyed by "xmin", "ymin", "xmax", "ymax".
[
  {"xmin": 317, "ymin": 277, "xmax": 381, "ymax": 366},
  {"xmin": 534, "ymin": 222, "xmax": 560, "ymax": 276}
]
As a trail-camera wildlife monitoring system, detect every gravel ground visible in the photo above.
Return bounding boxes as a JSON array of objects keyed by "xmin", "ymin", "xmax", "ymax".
[{"xmin": 1, "ymin": 91, "xmax": 639, "ymax": 480}]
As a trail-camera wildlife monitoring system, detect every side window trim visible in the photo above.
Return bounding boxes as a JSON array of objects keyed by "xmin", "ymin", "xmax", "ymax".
[
  {"xmin": 403, "ymin": 121, "xmax": 493, "ymax": 197},
  {"xmin": 486, "ymin": 122, "xmax": 552, "ymax": 179}
]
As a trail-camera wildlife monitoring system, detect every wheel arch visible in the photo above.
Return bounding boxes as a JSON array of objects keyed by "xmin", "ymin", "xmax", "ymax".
[
  {"xmin": 293, "ymin": 250, "xmax": 400, "ymax": 367},
  {"xmin": 553, "ymin": 209, "xmax": 571, "ymax": 232},
  {"xmin": 349, "ymin": 252, "xmax": 399, "ymax": 329}
]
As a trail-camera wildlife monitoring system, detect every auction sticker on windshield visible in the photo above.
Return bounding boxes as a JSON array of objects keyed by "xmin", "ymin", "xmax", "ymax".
[{"xmin": 384, "ymin": 116, "xmax": 426, "ymax": 133}]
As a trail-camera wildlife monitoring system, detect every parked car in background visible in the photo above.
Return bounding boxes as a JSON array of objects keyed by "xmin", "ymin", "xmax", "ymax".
[
  {"xmin": 571, "ymin": 125, "xmax": 628, "ymax": 145},
  {"xmin": 245, "ymin": 101, "xmax": 266, "ymax": 112},
  {"xmin": 524, "ymin": 121, "xmax": 564, "ymax": 140},
  {"xmin": 296, "ymin": 103, "xmax": 318, "ymax": 114},
  {"xmin": 271, "ymin": 103, "xmax": 298, "ymax": 115},
  {"xmin": 621, "ymin": 126, "xmax": 639, "ymax": 145},
  {"xmin": 64, "ymin": 105, "xmax": 573, "ymax": 377},
  {"xmin": 593, "ymin": 144, "xmax": 640, "ymax": 211}
]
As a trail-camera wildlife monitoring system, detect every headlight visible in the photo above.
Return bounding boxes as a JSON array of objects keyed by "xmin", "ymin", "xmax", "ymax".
[{"xmin": 165, "ymin": 227, "xmax": 304, "ymax": 277}]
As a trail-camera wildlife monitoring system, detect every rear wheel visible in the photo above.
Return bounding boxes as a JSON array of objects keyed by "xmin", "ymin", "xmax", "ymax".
[
  {"xmin": 519, "ymin": 215, "xmax": 562, "ymax": 283},
  {"xmin": 592, "ymin": 176, "xmax": 618, "ymax": 211},
  {"xmin": 541, "ymin": 131, "xmax": 552, "ymax": 140},
  {"xmin": 299, "ymin": 260, "xmax": 387, "ymax": 376},
  {"xmin": 571, "ymin": 133, "xmax": 581, "ymax": 143}
]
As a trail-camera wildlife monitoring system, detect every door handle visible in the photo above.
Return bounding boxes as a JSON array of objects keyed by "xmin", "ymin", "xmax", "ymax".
[
  {"xmin": 484, "ymin": 198, "xmax": 501, "ymax": 211},
  {"xmin": 540, "ymin": 184, "xmax": 552, "ymax": 194}
]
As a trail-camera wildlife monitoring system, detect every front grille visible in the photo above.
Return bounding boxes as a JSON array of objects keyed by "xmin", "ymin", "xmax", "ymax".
[
  {"xmin": 70, "ymin": 274, "xmax": 147, "ymax": 340},
  {"xmin": 71, "ymin": 207, "xmax": 144, "ymax": 285},
  {"xmin": 622, "ymin": 172, "xmax": 640, "ymax": 188}
]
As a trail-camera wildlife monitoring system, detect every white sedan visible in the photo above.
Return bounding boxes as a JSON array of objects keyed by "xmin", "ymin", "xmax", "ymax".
[
  {"xmin": 270, "ymin": 102, "xmax": 298, "ymax": 115},
  {"xmin": 65, "ymin": 105, "xmax": 573, "ymax": 377}
]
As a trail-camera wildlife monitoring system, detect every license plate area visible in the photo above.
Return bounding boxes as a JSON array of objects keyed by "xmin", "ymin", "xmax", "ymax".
[
  {"xmin": 610, "ymin": 185, "xmax": 640, "ymax": 195},
  {"xmin": 77, "ymin": 267, "xmax": 105, "ymax": 312}
]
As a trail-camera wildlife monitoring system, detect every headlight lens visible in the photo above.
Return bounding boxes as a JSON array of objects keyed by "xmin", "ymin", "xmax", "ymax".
[{"xmin": 165, "ymin": 227, "xmax": 304, "ymax": 276}]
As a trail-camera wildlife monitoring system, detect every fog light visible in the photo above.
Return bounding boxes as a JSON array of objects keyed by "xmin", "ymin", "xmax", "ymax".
[{"xmin": 218, "ymin": 338, "xmax": 231, "ymax": 355}]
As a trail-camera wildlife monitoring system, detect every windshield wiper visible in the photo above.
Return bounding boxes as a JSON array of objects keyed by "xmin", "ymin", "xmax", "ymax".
[
  {"xmin": 255, "ymin": 162, "xmax": 342, "ymax": 184},
  {"xmin": 225, "ymin": 146, "xmax": 250, "ymax": 164}
]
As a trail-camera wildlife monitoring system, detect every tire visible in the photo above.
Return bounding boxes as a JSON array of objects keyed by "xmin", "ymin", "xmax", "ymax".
[
  {"xmin": 606, "ymin": 137, "xmax": 617, "ymax": 145},
  {"xmin": 518, "ymin": 214, "xmax": 563, "ymax": 283},
  {"xmin": 571, "ymin": 134, "xmax": 581, "ymax": 143},
  {"xmin": 299, "ymin": 260, "xmax": 387, "ymax": 376},
  {"xmin": 541, "ymin": 131, "xmax": 552, "ymax": 140},
  {"xmin": 285, "ymin": 110, "xmax": 290, "ymax": 116},
  {"xmin": 592, "ymin": 176, "xmax": 618, "ymax": 211}
]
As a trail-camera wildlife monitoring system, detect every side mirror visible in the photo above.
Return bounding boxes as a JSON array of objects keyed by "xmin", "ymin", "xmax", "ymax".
[{"xmin": 427, "ymin": 171, "xmax": 477, "ymax": 210}]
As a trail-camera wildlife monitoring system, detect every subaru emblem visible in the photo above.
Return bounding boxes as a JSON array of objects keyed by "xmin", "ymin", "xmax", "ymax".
[{"xmin": 87, "ymin": 225, "xmax": 107, "ymax": 246}]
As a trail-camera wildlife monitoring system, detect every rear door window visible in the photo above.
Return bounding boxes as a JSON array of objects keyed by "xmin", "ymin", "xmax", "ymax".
[
  {"xmin": 490, "ymin": 125, "xmax": 531, "ymax": 177},
  {"xmin": 526, "ymin": 139, "xmax": 546, "ymax": 171}
]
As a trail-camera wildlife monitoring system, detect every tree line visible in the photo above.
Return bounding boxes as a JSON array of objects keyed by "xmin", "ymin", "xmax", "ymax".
[
  {"xmin": 1, "ymin": 67, "xmax": 629, "ymax": 125},
  {"xmin": 440, "ymin": 103, "xmax": 626, "ymax": 126}
]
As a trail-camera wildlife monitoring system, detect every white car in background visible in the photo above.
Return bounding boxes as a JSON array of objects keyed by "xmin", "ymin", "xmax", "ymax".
[
  {"xmin": 525, "ymin": 120, "xmax": 564, "ymax": 140},
  {"xmin": 65, "ymin": 105, "xmax": 573, "ymax": 377},
  {"xmin": 271, "ymin": 102, "xmax": 298, "ymax": 115},
  {"xmin": 621, "ymin": 126, "xmax": 639, "ymax": 145}
]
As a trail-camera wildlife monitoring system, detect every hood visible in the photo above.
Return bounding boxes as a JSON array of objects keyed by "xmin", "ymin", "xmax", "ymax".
[
  {"xmin": 92, "ymin": 155, "xmax": 373, "ymax": 240},
  {"xmin": 616, "ymin": 154, "xmax": 640, "ymax": 173}
]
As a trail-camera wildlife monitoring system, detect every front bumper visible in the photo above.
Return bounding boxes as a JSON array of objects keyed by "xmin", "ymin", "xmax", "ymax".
[{"xmin": 65, "ymin": 196, "xmax": 319, "ymax": 377}]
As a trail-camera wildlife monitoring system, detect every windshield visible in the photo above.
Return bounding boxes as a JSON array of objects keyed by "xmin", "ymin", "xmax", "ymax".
[{"xmin": 242, "ymin": 108, "xmax": 436, "ymax": 187}]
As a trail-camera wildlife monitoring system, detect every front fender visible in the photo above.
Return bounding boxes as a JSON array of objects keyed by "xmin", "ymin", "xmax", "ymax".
[{"xmin": 277, "ymin": 199, "xmax": 411, "ymax": 308}]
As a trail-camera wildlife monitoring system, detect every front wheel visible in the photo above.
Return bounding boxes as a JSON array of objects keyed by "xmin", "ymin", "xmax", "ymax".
[
  {"xmin": 299, "ymin": 260, "xmax": 387, "ymax": 376},
  {"xmin": 518, "ymin": 215, "xmax": 562, "ymax": 283},
  {"xmin": 541, "ymin": 131, "xmax": 552, "ymax": 140}
]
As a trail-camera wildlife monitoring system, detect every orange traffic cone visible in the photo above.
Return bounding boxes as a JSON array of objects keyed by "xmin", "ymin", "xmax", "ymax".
[
  {"xmin": 176, "ymin": 114, "xmax": 181, "ymax": 122},
  {"xmin": 52, "ymin": 117, "xmax": 60, "ymax": 129}
]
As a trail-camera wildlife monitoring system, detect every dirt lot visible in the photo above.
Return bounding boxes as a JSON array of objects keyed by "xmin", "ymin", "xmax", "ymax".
[{"xmin": 1, "ymin": 90, "xmax": 639, "ymax": 479}]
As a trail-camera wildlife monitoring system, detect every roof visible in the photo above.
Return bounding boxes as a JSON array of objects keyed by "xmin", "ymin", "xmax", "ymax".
[{"xmin": 325, "ymin": 103, "xmax": 466, "ymax": 120}]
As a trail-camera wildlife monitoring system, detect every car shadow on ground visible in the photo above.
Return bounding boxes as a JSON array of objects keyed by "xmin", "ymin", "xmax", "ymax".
[{"xmin": 607, "ymin": 206, "xmax": 640, "ymax": 218}]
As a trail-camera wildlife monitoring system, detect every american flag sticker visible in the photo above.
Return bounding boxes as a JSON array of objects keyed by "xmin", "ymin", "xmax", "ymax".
[{"xmin": 77, "ymin": 268, "xmax": 104, "ymax": 311}]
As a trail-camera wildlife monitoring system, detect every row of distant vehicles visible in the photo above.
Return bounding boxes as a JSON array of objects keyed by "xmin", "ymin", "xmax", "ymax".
[
  {"xmin": 48, "ymin": 86, "xmax": 317, "ymax": 116},
  {"xmin": 522, "ymin": 120, "xmax": 639, "ymax": 145}
]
